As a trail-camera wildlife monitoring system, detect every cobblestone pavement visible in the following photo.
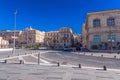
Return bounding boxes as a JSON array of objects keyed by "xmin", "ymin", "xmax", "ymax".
[{"xmin": 0, "ymin": 64, "xmax": 120, "ymax": 80}]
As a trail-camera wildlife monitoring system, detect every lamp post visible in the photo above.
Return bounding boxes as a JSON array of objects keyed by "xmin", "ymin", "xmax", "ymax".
[
  {"xmin": 13, "ymin": 10, "xmax": 17, "ymax": 54},
  {"xmin": 109, "ymin": 25, "xmax": 112, "ymax": 53}
]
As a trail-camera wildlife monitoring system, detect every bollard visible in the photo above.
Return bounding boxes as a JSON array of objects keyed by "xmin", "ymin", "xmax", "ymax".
[
  {"xmin": 84, "ymin": 53, "xmax": 85, "ymax": 55},
  {"xmin": 101, "ymin": 55, "xmax": 103, "ymax": 57},
  {"xmin": 114, "ymin": 56, "xmax": 116, "ymax": 59},
  {"xmin": 38, "ymin": 53, "xmax": 40, "ymax": 65},
  {"xmin": 78, "ymin": 64, "xmax": 81, "ymax": 68},
  {"xmin": 8, "ymin": 55, "xmax": 9, "ymax": 57},
  {"xmin": 91, "ymin": 54, "xmax": 93, "ymax": 56},
  {"xmin": 4, "ymin": 60, "xmax": 7, "ymax": 63},
  {"xmin": 20, "ymin": 60, "xmax": 24, "ymax": 64},
  {"xmin": 103, "ymin": 66, "xmax": 107, "ymax": 71},
  {"xmin": 57, "ymin": 62, "xmax": 60, "ymax": 67}
]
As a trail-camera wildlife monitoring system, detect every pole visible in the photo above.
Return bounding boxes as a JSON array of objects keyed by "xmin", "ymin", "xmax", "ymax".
[
  {"xmin": 110, "ymin": 26, "xmax": 112, "ymax": 53},
  {"xmin": 38, "ymin": 52, "xmax": 40, "ymax": 65},
  {"xmin": 13, "ymin": 10, "xmax": 17, "ymax": 54}
]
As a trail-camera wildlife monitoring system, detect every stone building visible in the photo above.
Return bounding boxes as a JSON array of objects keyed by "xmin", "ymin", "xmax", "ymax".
[
  {"xmin": 19, "ymin": 27, "xmax": 45, "ymax": 47},
  {"xmin": 83, "ymin": 9, "xmax": 120, "ymax": 50},
  {"xmin": 45, "ymin": 31, "xmax": 59, "ymax": 48},
  {"xmin": 73, "ymin": 34, "xmax": 82, "ymax": 46},
  {"xmin": 82, "ymin": 23, "xmax": 87, "ymax": 48},
  {"xmin": 59, "ymin": 27, "xmax": 74, "ymax": 48},
  {"xmin": 44, "ymin": 27, "xmax": 74, "ymax": 49},
  {"xmin": 0, "ymin": 37, "xmax": 9, "ymax": 48},
  {"xmin": 0, "ymin": 30, "xmax": 22, "ymax": 47}
]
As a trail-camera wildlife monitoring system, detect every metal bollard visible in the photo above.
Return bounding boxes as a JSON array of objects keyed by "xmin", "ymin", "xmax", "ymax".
[
  {"xmin": 4, "ymin": 60, "xmax": 7, "ymax": 63},
  {"xmin": 20, "ymin": 60, "xmax": 24, "ymax": 64},
  {"xmin": 38, "ymin": 53, "xmax": 40, "ymax": 65},
  {"xmin": 78, "ymin": 64, "xmax": 81, "ymax": 68},
  {"xmin": 57, "ymin": 62, "xmax": 60, "ymax": 67},
  {"xmin": 84, "ymin": 53, "xmax": 85, "ymax": 55},
  {"xmin": 91, "ymin": 54, "xmax": 93, "ymax": 56},
  {"xmin": 103, "ymin": 66, "xmax": 107, "ymax": 71},
  {"xmin": 114, "ymin": 56, "xmax": 116, "ymax": 58},
  {"xmin": 101, "ymin": 55, "xmax": 103, "ymax": 57}
]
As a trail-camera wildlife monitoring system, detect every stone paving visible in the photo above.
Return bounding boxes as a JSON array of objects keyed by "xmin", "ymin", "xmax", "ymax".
[
  {"xmin": 74, "ymin": 52, "xmax": 120, "ymax": 59},
  {"xmin": 0, "ymin": 64, "xmax": 120, "ymax": 80},
  {"xmin": 1, "ymin": 50, "xmax": 120, "ymax": 80}
]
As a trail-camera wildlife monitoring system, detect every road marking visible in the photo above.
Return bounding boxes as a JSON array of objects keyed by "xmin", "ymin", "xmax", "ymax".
[{"xmin": 31, "ymin": 55, "xmax": 50, "ymax": 63}]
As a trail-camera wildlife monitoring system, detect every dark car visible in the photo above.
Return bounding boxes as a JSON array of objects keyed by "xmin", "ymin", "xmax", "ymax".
[{"xmin": 63, "ymin": 46, "xmax": 73, "ymax": 51}]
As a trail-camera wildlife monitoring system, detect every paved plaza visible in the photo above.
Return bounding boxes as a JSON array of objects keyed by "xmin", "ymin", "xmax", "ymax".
[
  {"xmin": 0, "ymin": 64, "xmax": 120, "ymax": 80},
  {"xmin": 0, "ymin": 49, "xmax": 120, "ymax": 80}
]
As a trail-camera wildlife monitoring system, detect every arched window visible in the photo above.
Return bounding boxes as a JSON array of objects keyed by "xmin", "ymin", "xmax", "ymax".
[
  {"xmin": 107, "ymin": 18, "xmax": 115, "ymax": 26},
  {"xmin": 93, "ymin": 19, "xmax": 101, "ymax": 28}
]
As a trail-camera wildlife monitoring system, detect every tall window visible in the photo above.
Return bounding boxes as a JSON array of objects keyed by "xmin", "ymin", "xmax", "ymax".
[
  {"xmin": 107, "ymin": 18, "xmax": 115, "ymax": 26},
  {"xmin": 64, "ymin": 34, "xmax": 69, "ymax": 37},
  {"xmin": 64, "ymin": 34, "xmax": 67, "ymax": 37},
  {"xmin": 108, "ymin": 35, "xmax": 116, "ymax": 42},
  {"xmin": 93, "ymin": 19, "xmax": 100, "ymax": 27},
  {"xmin": 93, "ymin": 35, "xmax": 101, "ymax": 42}
]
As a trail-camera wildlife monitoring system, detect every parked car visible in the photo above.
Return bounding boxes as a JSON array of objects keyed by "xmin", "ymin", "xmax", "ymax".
[
  {"xmin": 63, "ymin": 46, "xmax": 73, "ymax": 51},
  {"xmin": 81, "ymin": 47, "xmax": 89, "ymax": 52}
]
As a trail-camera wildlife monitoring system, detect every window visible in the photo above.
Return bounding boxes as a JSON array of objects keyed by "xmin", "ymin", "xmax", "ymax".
[
  {"xmin": 107, "ymin": 18, "xmax": 115, "ymax": 26},
  {"xmin": 64, "ymin": 34, "xmax": 67, "ymax": 38},
  {"xmin": 108, "ymin": 35, "xmax": 116, "ymax": 42},
  {"xmin": 93, "ymin": 19, "xmax": 100, "ymax": 27},
  {"xmin": 93, "ymin": 35, "xmax": 101, "ymax": 42}
]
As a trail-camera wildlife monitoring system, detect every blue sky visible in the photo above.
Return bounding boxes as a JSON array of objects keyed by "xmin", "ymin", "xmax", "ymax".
[{"xmin": 0, "ymin": 0, "xmax": 120, "ymax": 34}]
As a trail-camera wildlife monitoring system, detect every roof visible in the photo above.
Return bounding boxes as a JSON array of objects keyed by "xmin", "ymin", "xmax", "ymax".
[
  {"xmin": 46, "ymin": 30, "xmax": 59, "ymax": 33},
  {"xmin": 87, "ymin": 9, "xmax": 120, "ymax": 15}
]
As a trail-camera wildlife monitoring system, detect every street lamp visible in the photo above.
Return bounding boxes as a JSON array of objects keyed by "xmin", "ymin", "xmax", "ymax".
[
  {"xmin": 108, "ymin": 39, "xmax": 114, "ymax": 53},
  {"xmin": 13, "ymin": 10, "xmax": 17, "ymax": 54}
]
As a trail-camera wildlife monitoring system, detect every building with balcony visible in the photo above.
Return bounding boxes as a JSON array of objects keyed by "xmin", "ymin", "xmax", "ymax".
[
  {"xmin": 0, "ymin": 37, "xmax": 9, "ymax": 48},
  {"xmin": 45, "ymin": 31, "xmax": 59, "ymax": 48},
  {"xmin": 19, "ymin": 27, "xmax": 45, "ymax": 47},
  {"xmin": 0, "ymin": 30, "xmax": 22, "ymax": 47},
  {"xmin": 83, "ymin": 9, "xmax": 120, "ymax": 50},
  {"xmin": 44, "ymin": 27, "xmax": 74, "ymax": 49},
  {"xmin": 73, "ymin": 34, "xmax": 82, "ymax": 46}
]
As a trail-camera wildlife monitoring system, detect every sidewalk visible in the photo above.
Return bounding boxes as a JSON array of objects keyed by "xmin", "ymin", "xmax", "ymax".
[
  {"xmin": 0, "ymin": 48, "xmax": 13, "ymax": 51},
  {"xmin": 74, "ymin": 52, "xmax": 120, "ymax": 59}
]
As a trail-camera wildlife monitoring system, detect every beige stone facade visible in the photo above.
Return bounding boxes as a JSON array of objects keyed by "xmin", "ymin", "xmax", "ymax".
[
  {"xmin": 83, "ymin": 9, "xmax": 120, "ymax": 50},
  {"xmin": 73, "ymin": 34, "xmax": 82, "ymax": 46},
  {"xmin": 0, "ymin": 30, "xmax": 22, "ymax": 44},
  {"xmin": 44, "ymin": 27, "xmax": 74, "ymax": 48},
  {"xmin": 0, "ymin": 37, "xmax": 9, "ymax": 48},
  {"xmin": 82, "ymin": 23, "xmax": 87, "ymax": 48},
  {"xmin": 19, "ymin": 27, "xmax": 45, "ymax": 46},
  {"xmin": 45, "ymin": 31, "xmax": 59, "ymax": 48}
]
